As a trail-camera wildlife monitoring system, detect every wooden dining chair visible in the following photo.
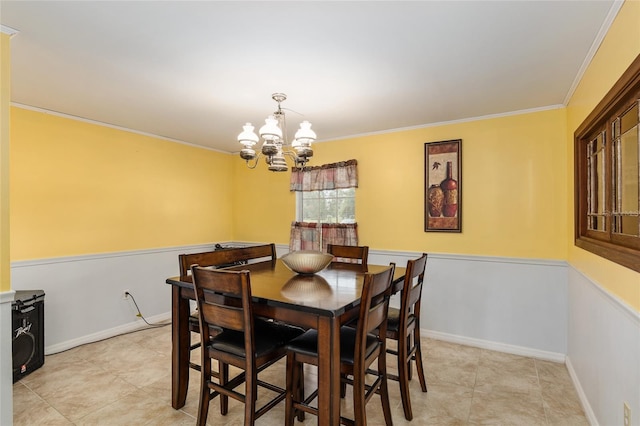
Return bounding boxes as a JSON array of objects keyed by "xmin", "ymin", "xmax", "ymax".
[
  {"xmin": 178, "ymin": 243, "xmax": 278, "ymax": 373},
  {"xmin": 385, "ymin": 253, "xmax": 428, "ymax": 420},
  {"xmin": 284, "ymin": 264, "xmax": 396, "ymax": 426},
  {"xmin": 191, "ymin": 266, "xmax": 304, "ymax": 426},
  {"xmin": 326, "ymin": 244, "xmax": 369, "ymax": 270}
]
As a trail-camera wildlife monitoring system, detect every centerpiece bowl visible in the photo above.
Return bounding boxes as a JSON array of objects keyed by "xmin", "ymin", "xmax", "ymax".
[{"xmin": 281, "ymin": 250, "xmax": 333, "ymax": 275}]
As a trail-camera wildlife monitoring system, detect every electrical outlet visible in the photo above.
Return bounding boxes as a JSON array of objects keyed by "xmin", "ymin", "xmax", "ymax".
[
  {"xmin": 122, "ymin": 290, "xmax": 130, "ymax": 300},
  {"xmin": 624, "ymin": 402, "xmax": 631, "ymax": 426}
]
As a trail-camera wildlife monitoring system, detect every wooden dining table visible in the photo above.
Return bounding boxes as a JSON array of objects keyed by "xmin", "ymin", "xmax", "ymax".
[{"xmin": 166, "ymin": 259, "xmax": 405, "ymax": 425}]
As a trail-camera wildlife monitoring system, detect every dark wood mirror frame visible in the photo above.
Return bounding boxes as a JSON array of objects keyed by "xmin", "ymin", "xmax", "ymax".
[{"xmin": 574, "ymin": 54, "xmax": 640, "ymax": 273}]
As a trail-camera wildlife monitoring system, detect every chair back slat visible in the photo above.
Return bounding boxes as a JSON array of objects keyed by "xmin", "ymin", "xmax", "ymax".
[
  {"xmin": 228, "ymin": 244, "xmax": 277, "ymax": 263},
  {"xmin": 179, "ymin": 243, "xmax": 276, "ymax": 276},
  {"xmin": 199, "ymin": 301, "xmax": 245, "ymax": 332},
  {"xmin": 366, "ymin": 302, "xmax": 389, "ymax": 335},
  {"xmin": 327, "ymin": 244, "xmax": 369, "ymax": 269},
  {"xmin": 191, "ymin": 266, "xmax": 253, "ymax": 335}
]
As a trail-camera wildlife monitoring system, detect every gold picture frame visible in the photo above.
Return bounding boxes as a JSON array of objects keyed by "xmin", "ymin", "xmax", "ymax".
[{"xmin": 425, "ymin": 139, "xmax": 462, "ymax": 232}]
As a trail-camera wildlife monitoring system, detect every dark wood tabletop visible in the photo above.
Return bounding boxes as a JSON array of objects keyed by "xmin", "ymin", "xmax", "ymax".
[{"xmin": 167, "ymin": 260, "xmax": 404, "ymax": 316}]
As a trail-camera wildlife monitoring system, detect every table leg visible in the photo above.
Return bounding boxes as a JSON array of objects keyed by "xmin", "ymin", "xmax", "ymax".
[
  {"xmin": 171, "ymin": 286, "xmax": 190, "ymax": 409},
  {"xmin": 316, "ymin": 315, "xmax": 341, "ymax": 425}
]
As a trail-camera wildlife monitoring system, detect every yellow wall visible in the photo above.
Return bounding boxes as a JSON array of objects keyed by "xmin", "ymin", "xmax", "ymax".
[
  {"xmin": 232, "ymin": 159, "xmax": 295, "ymax": 244},
  {"xmin": 234, "ymin": 108, "xmax": 568, "ymax": 259},
  {"xmin": 1, "ymin": 33, "xmax": 11, "ymax": 292},
  {"xmin": 566, "ymin": 0, "xmax": 640, "ymax": 310},
  {"xmin": 11, "ymin": 105, "xmax": 567, "ymax": 263},
  {"xmin": 10, "ymin": 107, "xmax": 235, "ymax": 260}
]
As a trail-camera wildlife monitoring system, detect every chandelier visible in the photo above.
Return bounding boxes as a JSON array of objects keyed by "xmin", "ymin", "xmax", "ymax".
[{"xmin": 238, "ymin": 93, "xmax": 316, "ymax": 172}]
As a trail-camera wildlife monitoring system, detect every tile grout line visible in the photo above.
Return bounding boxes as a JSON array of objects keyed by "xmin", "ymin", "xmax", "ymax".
[
  {"xmin": 534, "ymin": 359, "xmax": 548, "ymax": 425},
  {"xmin": 466, "ymin": 349, "xmax": 481, "ymax": 424},
  {"xmin": 18, "ymin": 380, "xmax": 76, "ymax": 425}
]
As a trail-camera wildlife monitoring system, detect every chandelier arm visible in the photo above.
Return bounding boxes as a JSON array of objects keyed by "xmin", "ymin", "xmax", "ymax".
[
  {"xmin": 282, "ymin": 150, "xmax": 309, "ymax": 168},
  {"xmin": 244, "ymin": 152, "xmax": 263, "ymax": 169},
  {"xmin": 282, "ymin": 150, "xmax": 298, "ymax": 161}
]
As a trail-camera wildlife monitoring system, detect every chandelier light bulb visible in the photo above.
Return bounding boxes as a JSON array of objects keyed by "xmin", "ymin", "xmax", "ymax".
[
  {"xmin": 293, "ymin": 120, "xmax": 316, "ymax": 146},
  {"xmin": 259, "ymin": 115, "xmax": 282, "ymax": 141},
  {"xmin": 237, "ymin": 123, "xmax": 259, "ymax": 147}
]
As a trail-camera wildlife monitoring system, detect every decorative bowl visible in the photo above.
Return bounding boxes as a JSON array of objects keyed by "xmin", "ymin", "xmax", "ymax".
[
  {"xmin": 281, "ymin": 250, "xmax": 333, "ymax": 275},
  {"xmin": 281, "ymin": 275, "xmax": 333, "ymax": 302}
]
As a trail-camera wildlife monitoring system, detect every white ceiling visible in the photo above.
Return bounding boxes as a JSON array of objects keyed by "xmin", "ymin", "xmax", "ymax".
[{"xmin": 1, "ymin": 1, "xmax": 619, "ymax": 154}]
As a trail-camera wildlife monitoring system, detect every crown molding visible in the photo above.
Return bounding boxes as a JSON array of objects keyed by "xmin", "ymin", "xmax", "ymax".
[
  {"xmin": 1, "ymin": 25, "xmax": 19, "ymax": 36},
  {"xmin": 562, "ymin": 0, "xmax": 625, "ymax": 105}
]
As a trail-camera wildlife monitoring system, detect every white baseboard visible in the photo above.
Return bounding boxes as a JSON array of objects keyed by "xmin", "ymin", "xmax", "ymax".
[
  {"xmin": 566, "ymin": 355, "xmax": 599, "ymax": 426},
  {"xmin": 45, "ymin": 311, "xmax": 171, "ymax": 355},
  {"xmin": 424, "ymin": 328, "xmax": 567, "ymax": 363}
]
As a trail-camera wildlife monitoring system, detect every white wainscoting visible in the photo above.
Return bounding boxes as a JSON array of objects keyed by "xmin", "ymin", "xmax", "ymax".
[
  {"xmin": 371, "ymin": 249, "xmax": 569, "ymax": 361},
  {"xmin": 10, "ymin": 243, "xmax": 220, "ymax": 354},
  {"xmin": 422, "ymin": 253, "xmax": 568, "ymax": 359},
  {"xmin": 11, "ymin": 243, "xmax": 569, "ymax": 358},
  {"xmin": 566, "ymin": 266, "xmax": 640, "ymax": 426}
]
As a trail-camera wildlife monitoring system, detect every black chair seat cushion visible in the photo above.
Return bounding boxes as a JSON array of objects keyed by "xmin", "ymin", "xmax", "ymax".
[
  {"xmin": 386, "ymin": 307, "xmax": 416, "ymax": 333},
  {"xmin": 286, "ymin": 327, "xmax": 379, "ymax": 365},
  {"xmin": 209, "ymin": 319, "xmax": 304, "ymax": 358}
]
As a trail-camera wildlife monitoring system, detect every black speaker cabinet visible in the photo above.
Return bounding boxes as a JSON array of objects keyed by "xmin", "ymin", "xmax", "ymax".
[{"xmin": 12, "ymin": 290, "xmax": 45, "ymax": 383}]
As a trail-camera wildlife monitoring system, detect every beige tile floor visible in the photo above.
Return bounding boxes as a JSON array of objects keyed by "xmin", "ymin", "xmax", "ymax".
[{"xmin": 13, "ymin": 324, "xmax": 588, "ymax": 425}]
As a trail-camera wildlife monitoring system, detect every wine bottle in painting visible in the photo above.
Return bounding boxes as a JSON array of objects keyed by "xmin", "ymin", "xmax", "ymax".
[{"xmin": 440, "ymin": 161, "xmax": 458, "ymax": 217}]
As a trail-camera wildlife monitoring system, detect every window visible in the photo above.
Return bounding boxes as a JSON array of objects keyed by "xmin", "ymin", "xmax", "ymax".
[
  {"xmin": 575, "ymin": 54, "xmax": 640, "ymax": 272},
  {"xmin": 289, "ymin": 159, "xmax": 359, "ymax": 251},
  {"xmin": 297, "ymin": 188, "xmax": 356, "ymax": 223}
]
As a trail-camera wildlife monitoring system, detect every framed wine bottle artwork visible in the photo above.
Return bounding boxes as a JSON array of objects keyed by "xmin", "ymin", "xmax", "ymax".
[{"xmin": 424, "ymin": 139, "xmax": 462, "ymax": 232}]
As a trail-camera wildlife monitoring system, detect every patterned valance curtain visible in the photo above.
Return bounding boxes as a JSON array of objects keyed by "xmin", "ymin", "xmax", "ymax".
[
  {"xmin": 290, "ymin": 159, "xmax": 358, "ymax": 192},
  {"xmin": 321, "ymin": 223, "xmax": 358, "ymax": 252},
  {"xmin": 289, "ymin": 222, "xmax": 321, "ymax": 251},
  {"xmin": 289, "ymin": 222, "xmax": 359, "ymax": 252}
]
